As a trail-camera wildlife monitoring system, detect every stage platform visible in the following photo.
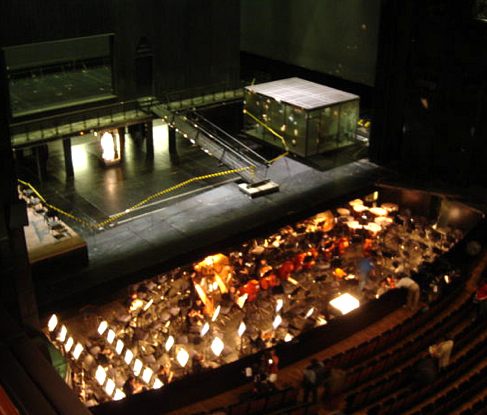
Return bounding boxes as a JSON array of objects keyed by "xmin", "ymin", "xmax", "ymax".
[{"xmin": 25, "ymin": 208, "xmax": 88, "ymax": 273}]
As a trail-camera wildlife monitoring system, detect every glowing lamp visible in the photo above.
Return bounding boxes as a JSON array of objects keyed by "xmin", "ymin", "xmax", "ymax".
[
  {"xmin": 124, "ymin": 349, "xmax": 134, "ymax": 365},
  {"xmin": 284, "ymin": 333, "xmax": 293, "ymax": 342},
  {"xmin": 330, "ymin": 293, "xmax": 360, "ymax": 315},
  {"xmin": 348, "ymin": 199, "xmax": 364, "ymax": 206},
  {"xmin": 58, "ymin": 325, "xmax": 67, "ymax": 342},
  {"xmin": 176, "ymin": 348, "xmax": 189, "ymax": 367},
  {"xmin": 272, "ymin": 315, "xmax": 282, "ymax": 329},
  {"xmin": 305, "ymin": 307, "xmax": 315, "ymax": 319},
  {"xmin": 211, "ymin": 337, "xmax": 224, "ymax": 357},
  {"xmin": 365, "ymin": 223, "xmax": 382, "ymax": 233},
  {"xmin": 143, "ymin": 298, "xmax": 154, "ymax": 311},
  {"xmin": 211, "ymin": 305, "xmax": 221, "ymax": 322},
  {"xmin": 153, "ymin": 378, "xmax": 164, "ymax": 389},
  {"xmin": 142, "ymin": 367, "xmax": 153, "ymax": 384},
  {"xmin": 238, "ymin": 321, "xmax": 246, "ymax": 337},
  {"xmin": 72, "ymin": 343, "xmax": 83, "ymax": 360},
  {"xmin": 236, "ymin": 293, "xmax": 248, "ymax": 308},
  {"xmin": 133, "ymin": 359, "xmax": 143, "ymax": 376},
  {"xmin": 98, "ymin": 321, "xmax": 108, "ymax": 335},
  {"xmin": 275, "ymin": 298, "xmax": 284, "ymax": 312},
  {"xmin": 353, "ymin": 204, "xmax": 368, "ymax": 213},
  {"xmin": 105, "ymin": 378, "xmax": 115, "ymax": 396},
  {"xmin": 47, "ymin": 314, "xmax": 58, "ymax": 332},
  {"xmin": 107, "ymin": 329, "xmax": 116, "ymax": 344},
  {"xmin": 113, "ymin": 390, "xmax": 126, "ymax": 401},
  {"xmin": 95, "ymin": 366, "xmax": 107, "ymax": 386},
  {"xmin": 115, "ymin": 339, "xmax": 124, "ymax": 355},
  {"xmin": 369, "ymin": 207, "xmax": 388, "ymax": 216},
  {"xmin": 200, "ymin": 322, "xmax": 210, "ymax": 337},
  {"xmin": 165, "ymin": 335, "xmax": 175, "ymax": 352},
  {"xmin": 64, "ymin": 337, "xmax": 74, "ymax": 352}
]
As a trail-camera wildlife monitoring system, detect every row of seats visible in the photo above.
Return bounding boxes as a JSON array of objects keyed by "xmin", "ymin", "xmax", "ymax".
[
  {"xmin": 356, "ymin": 317, "xmax": 487, "ymax": 414},
  {"xmin": 322, "ymin": 279, "xmax": 464, "ymax": 373},
  {"xmin": 203, "ymin": 387, "xmax": 299, "ymax": 415}
]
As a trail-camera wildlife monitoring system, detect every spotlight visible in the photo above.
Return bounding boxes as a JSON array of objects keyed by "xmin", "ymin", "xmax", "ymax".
[
  {"xmin": 272, "ymin": 315, "xmax": 282, "ymax": 329},
  {"xmin": 95, "ymin": 366, "xmax": 107, "ymax": 386},
  {"xmin": 124, "ymin": 349, "xmax": 134, "ymax": 365},
  {"xmin": 200, "ymin": 322, "xmax": 210, "ymax": 337},
  {"xmin": 72, "ymin": 343, "xmax": 83, "ymax": 360},
  {"xmin": 47, "ymin": 314, "xmax": 58, "ymax": 332},
  {"xmin": 115, "ymin": 340, "xmax": 124, "ymax": 355},
  {"xmin": 107, "ymin": 329, "xmax": 116, "ymax": 344},
  {"xmin": 97, "ymin": 321, "xmax": 108, "ymax": 336},
  {"xmin": 211, "ymin": 337, "xmax": 224, "ymax": 357},
  {"xmin": 133, "ymin": 359, "xmax": 143, "ymax": 376},
  {"xmin": 165, "ymin": 336, "xmax": 175, "ymax": 352},
  {"xmin": 64, "ymin": 337, "xmax": 74, "ymax": 352},
  {"xmin": 329, "ymin": 293, "xmax": 360, "ymax": 315},
  {"xmin": 176, "ymin": 348, "xmax": 189, "ymax": 367},
  {"xmin": 237, "ymin": 321, "xmax": 246, "ymax": 337}
]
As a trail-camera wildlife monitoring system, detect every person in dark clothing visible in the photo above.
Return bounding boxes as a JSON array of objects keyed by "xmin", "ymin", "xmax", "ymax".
[{"xmin": 302, "ymin": 361, "xmax": 318, "ymax": 403}]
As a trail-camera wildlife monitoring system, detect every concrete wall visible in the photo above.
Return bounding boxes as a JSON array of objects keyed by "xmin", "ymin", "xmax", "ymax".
[
  {"xmin": 0, "ymin": 0, "xmax": 240, "ymax": 101},
  {"xmin": 241, "ymin": 0, "xmax": 381, "ymax": 86}
]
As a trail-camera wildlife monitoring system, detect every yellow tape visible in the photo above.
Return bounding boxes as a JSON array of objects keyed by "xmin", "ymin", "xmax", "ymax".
[
  {"xmin": 18, "ymin": 166, "xmax": 253, "ymax": 230},
  {"xmin": 243, "ymin": 109, "xmax": 289, "ymax": 165}
]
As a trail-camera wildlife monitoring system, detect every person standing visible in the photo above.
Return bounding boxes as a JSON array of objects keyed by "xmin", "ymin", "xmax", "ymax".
[
  {"xmin": 268, "ymin": 349, "xmax": 279, "ymax": 387},
  {"xmin": 396, "ymin": 276, "xmax": 421, "ymax": 310},
  {"xmin": 429, "ymin": 335, "xmax": 454, "ymax": 371},
  {"xmin": 302, "ymin": 361, "xmax": 318, "ymax": 403}
]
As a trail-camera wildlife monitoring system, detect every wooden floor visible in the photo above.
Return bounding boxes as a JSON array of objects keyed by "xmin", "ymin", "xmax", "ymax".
[{"xmin": 169, "ymin": 251, "xmax": 487, "ymax": 415}]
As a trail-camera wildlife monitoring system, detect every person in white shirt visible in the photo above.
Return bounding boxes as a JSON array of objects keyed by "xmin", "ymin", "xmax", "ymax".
[{"xmin": 396, "ymin": 276, "xmax": 421, "ymax": 310}]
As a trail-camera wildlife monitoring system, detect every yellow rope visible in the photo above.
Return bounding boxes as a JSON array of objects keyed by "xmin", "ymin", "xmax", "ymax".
[
  {"xmin": 18, "ymin": 166, "xmax": 253, "ymax": 230},
  {"xmin": 243, "ymin": 109, "xmax": 289, "ymax": 163}
]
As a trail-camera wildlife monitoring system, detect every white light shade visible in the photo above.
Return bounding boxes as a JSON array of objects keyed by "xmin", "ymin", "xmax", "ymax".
[
  {"xmin": 200, "ymin": 322, "xmax": 210, "ymax": 337},
  {"xmin": 176, "ymin": 348, "xmax": 189, "ymax": 367},
  {"xmin": 329, "ymin": 293, "xmax": 360, "ymax": 315},
  {"xmin": 97, "ymin": 321, "xmax": 108, "ymax": 335},
  {"xmin": 272, "ymin": 315, "xmax": 282, "ymax": 329},
  {"xmin": 133, "ymin": 359, "xmax": 143, "ymax": 376},
  {"xmin": 152, "ymin": 378, "xmax": 164, "ymax": 389},
  {"xmin": 365, "ymin": 223, "xmax": 382, "ymax": 233},
  {"xmin": 143, "ymin": 298, "xmax": 154, "ymax": 311},
  {"xmin": 107, "ymin": 329, "xmax": 116, "ymax": 344},
  {"xmin": 211, "ymin": 337, "xmax": 224, "ymax": 357},
  {"xmin": 72, "ymin": 343, "xmax": 84, "ymax": 360},
  {"xmin": 113, "ymin": 390, "xmax": 126, "ymax": 401},
  {"xmin": 305, "ymin": 307, "xmax": 315, "ymax": 318},
  {"xmin": 95, "ymin": 366, "xmax": 107, "ymax": 386},
  {"xmin": 58, "ymin": 325, "xmax": 67, "ymax": 342},
  {"xmin": 165, "ymin": 335, "xmax": 175, "ymax": 352},
  {"xmin": 237, "ymin": 321, "xmax": 246, "ymax": 337},
  {"xmin": 115, "ymin": 340, "xmax": 124, "ymax": 355},
  {"xmin": 236, "ymin": 293, "xmax": 248, "ymax": 308},
  {"xmin": 124, "ymin": 349, "xmax": 134, "ymax": 365},
  {"xmin": 64, "ymin": 337, "xmax": 74, "ymax": 352},
  {"xmin": 142, "ymin": 367, "xmax": 153, "ymax": 384},
  {"xmin": 369, "ymin": 207, "xmax": 388, "ymax": 216},
  {"xmin": 284, "ymin": 333, "xmax": 293, "ymax": 342},
  {"xmin": 47, "ymin": 314, "xmax": 58, "ymax": 332},
  {"xmin": 105, "ymin": 378, "xmax": 115, "ymax": 396},
  {"xmin": 275, "ymin": 299, "xmax": 284, "ymax": 312},
  {"xmin": 211, "ymin": 305, "xmax": 221, "ymax": 322}
]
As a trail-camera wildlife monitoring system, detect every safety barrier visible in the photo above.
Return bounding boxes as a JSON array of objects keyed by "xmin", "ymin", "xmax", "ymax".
[{"xmin": 18, "ymin": 166, "xmax": 253, "ymax": 231}]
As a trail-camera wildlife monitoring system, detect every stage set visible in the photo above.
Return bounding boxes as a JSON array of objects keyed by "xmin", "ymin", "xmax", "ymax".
[{"xmin": 43, "ymin": 187, "xmax": 482, "ymax": 408}]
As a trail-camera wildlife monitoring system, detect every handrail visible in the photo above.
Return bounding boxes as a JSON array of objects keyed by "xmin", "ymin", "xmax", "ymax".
[
  {"xmin": 186, "ymin": 111, "xmax": 269, "ymax": 166},
  {"xmin": 10, "ymin": 97, "xmax": 154, "ymax": 128}
]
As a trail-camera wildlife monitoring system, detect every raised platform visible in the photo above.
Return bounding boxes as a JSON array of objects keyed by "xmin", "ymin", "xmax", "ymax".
[{"xmin": 24, "ymin": 209, "xmax": 88, "ymax": 273}]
